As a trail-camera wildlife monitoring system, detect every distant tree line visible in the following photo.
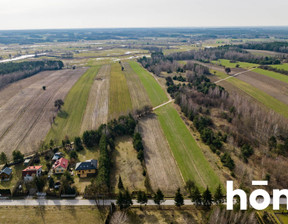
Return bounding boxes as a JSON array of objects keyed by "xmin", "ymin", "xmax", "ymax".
[
  {"xmin": 0, "ymin": 60, "xmax": 64, "ymax": 89},
  {"xmin": 259, "ymin": 65, "xmax": 288, "ymax": 76},
  {"xmin": 237, "ymin": 41, "xmax": 288, "ymax": 54}
]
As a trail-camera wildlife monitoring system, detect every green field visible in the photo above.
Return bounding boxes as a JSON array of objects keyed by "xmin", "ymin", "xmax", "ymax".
[
  {"xmin": 128, "ymin": 61, "xmax": 168, "ymax": 107},
  {"xmin": 271, "ymin": 63, "xmax": 288, "ymax": 71},
  {"xmin": 109, "ymin": 62, "xmax": 132, "ymax": 119},
  {"xmin": 155, "ymin": 104, "xmax": 221, "ymax": 191},
  {"xmin": 213, "ymin": 70, "xmax": 288, "ymax": 118},
  {"xmin": 212, "ymin": 59, "xmax": 258, "ymax": 68},
  {"xmin": 45, "ymin": 66, "xmax": 100, "ymax": 144},
  {"xmin": 254, "ymin": 68, "xmax": 288, "ymax": 84}
]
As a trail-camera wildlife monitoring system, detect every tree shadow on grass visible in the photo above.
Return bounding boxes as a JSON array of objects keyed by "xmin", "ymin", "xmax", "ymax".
[{"xmin": 58, "ymin": 110, "xmax": 69, "ymax": 119}]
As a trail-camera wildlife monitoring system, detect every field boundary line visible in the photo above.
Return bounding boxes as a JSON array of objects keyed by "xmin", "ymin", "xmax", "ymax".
[{"xmin": 214, "ymin": 67, "xmax": 257, "ymax": 84}]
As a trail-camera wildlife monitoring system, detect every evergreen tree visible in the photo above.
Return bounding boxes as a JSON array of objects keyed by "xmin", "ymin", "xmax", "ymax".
[
  {"xmin": 0, "ymin": 152, "xmax": 7, "ymax": 164},
  {"xmin": 137, "ymin": 191, "xmax": 148, "ymax": 208},
  {"xmin": 174, "ymin": 188, "xmax": 184, "ymax": 207},
  {"xmin": 118, "ymin": 175, "xmax": 124, "ymax": 190},
  {"xmin": 214, "ymin": 184, "xmax": 224, "ymax": 205},
  {"xmin": 49, "ymin": 178, "xmax": 55, "ymax": 189},
  {"xmin": 191, "ymin": 186, "xmax": 202, "ymax": 206},
  {"xmin": 154, "ymin": 188, "xmax": 164, "ymax": 208},
  {"xmin": 202, "ymin": 187, "xmax": 213, "ymax": 207}
]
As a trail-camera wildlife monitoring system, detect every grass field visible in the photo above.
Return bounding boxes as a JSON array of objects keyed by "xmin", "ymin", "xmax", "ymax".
[
  {"xmin": 110, "ymin": 137, "xmax": 145, "ymax": 193},
  {"xmin": 271, "ymin": 63, "xmax": 288, "ymax": 71},
  {"xmin": 213, "ymin": 70, "xmax": 288, "ymax": 118},
  {"xmin": 45, "ymin": 66, "xmax": 100, "ymax": 144},
  {"xmin": 108, "ymin": 63, "xmax": 132, "ymax": 120},
  {"xmin": 155, "ymin": 104, "xmax": 221, "ymax": 191},
  {"xmin": 0, "ymin": 206, "xmax": 107, "ymax": 224},
  {"xmin": 254, "ymin": 68, "xmax": 288, "ymax": 84},
  {"xmin": 128, "ymin": 61, "xmax": 168, "ymax": 107},
  {"xmin": 212, "ymin": 59, "xmax": 258, "ymax": 68}
]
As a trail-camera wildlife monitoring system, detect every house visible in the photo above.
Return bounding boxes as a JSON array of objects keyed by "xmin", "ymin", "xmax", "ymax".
[
  {"xmin": 0, "ymin": 167, "xmax": 12, "ymax": 181},
  {"xmin": 52, "ymin": 152, "xmax": 63, "ymax": 161},
  {"xmin": 22, "ymin": 166, "xmax": 42, "ymax": 182},
  {"xmin": 75, "ymin": 159, "xmax": 98, "ymax": 178},
  {"xmin": 53, "ymin": 158, "xmax": 69, "ymax": 174}
]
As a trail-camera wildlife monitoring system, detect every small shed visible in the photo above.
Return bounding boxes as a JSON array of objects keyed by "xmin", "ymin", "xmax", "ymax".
[{"xmin": 24, "ymin": 159, "xmax": 31, "ymax": 166}]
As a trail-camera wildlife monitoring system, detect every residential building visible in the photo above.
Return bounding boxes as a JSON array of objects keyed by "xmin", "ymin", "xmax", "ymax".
[
  {"xmin": 0, "ymin": 167, "xmax": 12, "ymax": 181},
  {"xmin": 75, "ymin": 159, "xmax": 97, "ymax": 178},
  {"xmin": 22, "ymin": 166, "xmax": 42, "ymax": 182},
  {"xmin": 53, "ymin": 158, "xmax": 69, "ymax": 174}
]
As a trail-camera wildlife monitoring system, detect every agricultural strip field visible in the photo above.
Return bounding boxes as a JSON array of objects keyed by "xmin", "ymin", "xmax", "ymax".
[
  {"xmin": 253, "ymin": 68, "xmax": 288, "ymax": 84},
  {"xmin": 270, "ymin": 63, "xmax": 288, "ymax": 71},
  {"xmin": 230, "ymin": 68, "xmax": 288, "ymax": 106},
  {"xmin": 110, "ymin": 137, "xmax": 146, "ymax": 193},
  {"xmin": 128, "ymin": 61, "xmax": 168, "ymax": 107},
  {"xmin": 139, "ymin": 115, "xmax": 184, "ymax": 195},
  {"xmin": 0, "ymin": 68, "xmax": 85, "ymax": 156},
  {"xmin": 45, "ymin": 66, "xmax": 99, "ymax": 144},
  {"xmin": 108, "ymin": 63, "xmax": 132, "ymax": 120},
  {"xmin": 80, "ymin": 64, "xmax": 111, "ymax": 133},
  {"xmin": 122, "ymin": 62, "xmax": 151, "ymax": 109},
  {"xmin": 211, "ymin": 59, "xmax": 258, "ymax": 69},
  {"xmin": 155, "ymin": 104, "xmax": 221, "ymax": 191},
  {"xmin": 0, "ymin": 206, "xmax": 107, "ymax": 224},
  {"xmin": 213, "ymin": 70, "xmax": 288, "ymax": 118}
]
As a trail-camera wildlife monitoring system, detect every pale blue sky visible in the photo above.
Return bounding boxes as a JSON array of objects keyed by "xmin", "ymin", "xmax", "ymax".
[{"xmin": 0, "ymin": 0, "xmax": 287, "ymax": 29}]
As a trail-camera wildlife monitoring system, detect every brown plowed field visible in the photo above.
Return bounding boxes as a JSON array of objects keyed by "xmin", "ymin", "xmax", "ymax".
[
  {"xmin": 139, "ymin": 114, "xmax": 184, "ymax": 196},
  {"xmin": 0, "ymin": 68, "xmax": 86, "ymax": 156},
  {"xmin": 231, "ymin": 68, "xmax": 288, "ymax": 105},
  {"xmin": 81, "ymin": 65, "xmax": 110, "ymax": 133}
]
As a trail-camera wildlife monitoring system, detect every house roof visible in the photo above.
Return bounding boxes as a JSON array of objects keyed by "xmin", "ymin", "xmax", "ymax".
[
  {"xmin": 75, "ymin": 159, "xmax": 97, "ymax": 171},
  {"xmin": 53, "ymin": 158, "xmax": 69, "ymax": 170},
  {"xmin": 52, "ymin": 153, "xmax": 62, "ymax": 161},
  {"xmin": 23, "ymin": 166, "xmax": 42, "ymax": 172},
  {"xmin": 1, "ymin": 167, "xmax": 12, "ymax": 175}
]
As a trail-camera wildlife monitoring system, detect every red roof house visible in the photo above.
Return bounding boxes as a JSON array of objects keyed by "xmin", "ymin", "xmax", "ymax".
[
  {"xmin": 22, "ymin": 166, "xmax": 42, "ymax": 181},
  {"xmin": 53, "ymin": 158, "xmax": 69, "ymax": 174}
]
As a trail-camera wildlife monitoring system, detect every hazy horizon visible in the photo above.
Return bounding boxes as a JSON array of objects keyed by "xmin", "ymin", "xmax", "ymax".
[{"xmin": 1, "ymin": 0, "xmax": 287, "ymax": 30}]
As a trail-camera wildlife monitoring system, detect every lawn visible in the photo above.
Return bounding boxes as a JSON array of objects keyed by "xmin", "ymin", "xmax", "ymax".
[
  {"xmin": 128, "ymin": 61, "xmax": 168, "ymax": 107},
  {"xmin": 254, "ymin": 68, "xmax": 288, "ymax": 84},
  {"xmin": 212, "ymin": 59, "xmax": 258, "ymax": 69},
  {"xmin": 0, "ymin": 206, "xmax": 107, "ymax": 224},
  {"xmin": 109, "ymin": 62, "xmax": 132, "ymax": 119},
  {"xmin": 155, "ymin": 104, "xmax": 221, "ymax": 192},
  {"xmin": 45, "ymin": 66, "xmax": 100, "ymax": 144},
  {"xmin": 213, "ymin": 70, "xmax": 288, "ymax": 118},
  {"xmin": 0, "ymin": 164, "xmax": 24, "ymax": 191}
]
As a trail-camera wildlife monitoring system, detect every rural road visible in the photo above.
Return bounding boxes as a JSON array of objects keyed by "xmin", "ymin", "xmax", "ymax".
[{"xmin": 214, "ymin": 67, "xmax": 257, "ymax": 84}]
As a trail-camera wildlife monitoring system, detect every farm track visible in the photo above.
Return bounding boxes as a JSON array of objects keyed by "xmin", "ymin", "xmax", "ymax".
[
  {"xmin": 0, "ymin": 68, "xmax": 86, "ymax": 156},
  {"xmin": 81, "ymin": 65, "xmax": 111, "ymax": 133},
  {"xmin": 139, "ymin": 115, "xmax": 184, "ymax": 196}
]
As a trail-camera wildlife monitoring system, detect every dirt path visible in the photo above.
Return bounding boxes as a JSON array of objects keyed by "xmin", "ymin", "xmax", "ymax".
[
  {"xmin": 214, "ymin": 68, "xmax": 257, "ymax": 84},
  {"xmin": 153, "ymin": 99, "xmax": 174, "ymax": 110},
  {"xmin": 0, "ymin": 68, "xmax": 86, "ymax": 156},
  {"xmin": 81, "ymin": 65, "xmax": 110, "ymax": 133},
  {"xmin": 139, "ymin": 115, "xmax": 184, "ymax": 196}
]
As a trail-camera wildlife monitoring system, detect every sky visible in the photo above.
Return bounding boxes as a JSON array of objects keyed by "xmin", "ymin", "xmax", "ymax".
[{"xmin": 0, "ymin": 0, "xmax": 287, "ymax": 30}]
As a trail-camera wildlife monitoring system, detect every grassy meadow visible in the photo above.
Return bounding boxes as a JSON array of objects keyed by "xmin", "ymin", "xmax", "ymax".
[
  {"xmin": 254, "ymin": 68, "xmax": 288, "ymax": 84},
  {"xmin": 212, "ymin": 59, "xmax": 258, "ymax": 68},
  {"xmin": 45, "ymin": 66, "xmax": 100, "ymax": 144},
  {"xmin": 108, "ymin": 62, "xmax": 132, "ymax": 119},
  {"xmin": 155, "ymin": 104, "xmax": 221, "ymax": 191},
  {"xmin": 128, "ymin": 61, "xmax": 168, "ymax": 107}
]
